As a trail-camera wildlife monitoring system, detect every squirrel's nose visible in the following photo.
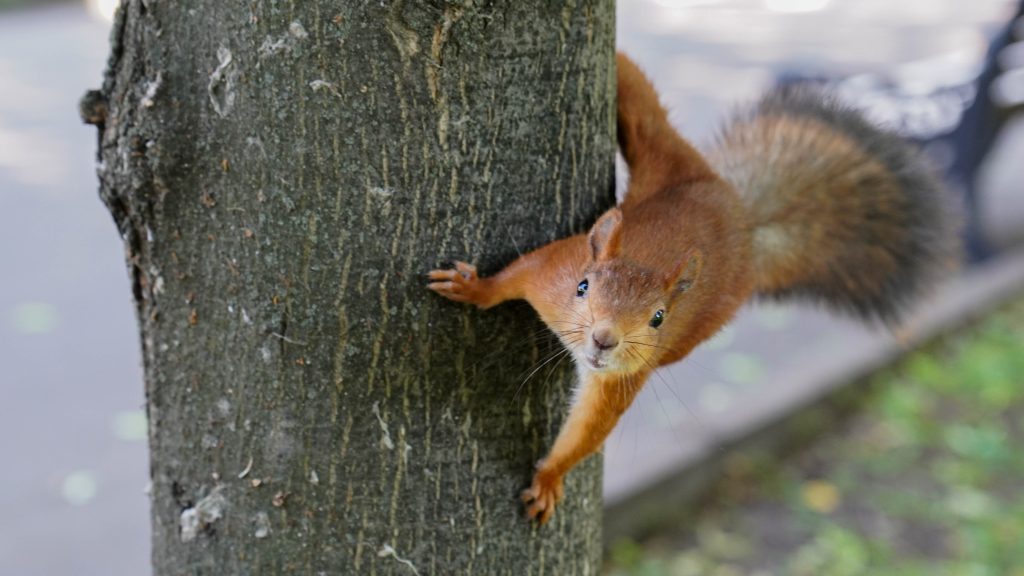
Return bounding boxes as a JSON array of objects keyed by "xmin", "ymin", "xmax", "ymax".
[{"xmin": 591, "ymin": 327, "xmax": 619, "ymax": 351}]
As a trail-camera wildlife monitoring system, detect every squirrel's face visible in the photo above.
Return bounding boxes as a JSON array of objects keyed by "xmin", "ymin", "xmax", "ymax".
[
  {"xmin": 568, "ymin": 260, "xmax": 672, "ymax": 374},
  {"xmin": 565, "ymin": 207, "xmax": 704, "ymax": 375}
]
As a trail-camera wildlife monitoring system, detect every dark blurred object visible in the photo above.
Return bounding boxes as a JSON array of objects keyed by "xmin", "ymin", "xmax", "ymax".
[
  {"xmin": 942, "ymin": 0, "xmax": 1024, "ymax": 261},
  {"xmin": 777, "ymin": 1, "xmax": 1024, "ymax": 263}
]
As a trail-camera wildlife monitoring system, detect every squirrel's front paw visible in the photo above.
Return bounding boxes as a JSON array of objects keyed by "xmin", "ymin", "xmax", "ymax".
[
  {"xmin": 427, "ymin": 261, "xmax": 490, "ymax": 307},
  {"xmin": 520, "ymin": 468, "xmax": 564, "ymax": 525}
]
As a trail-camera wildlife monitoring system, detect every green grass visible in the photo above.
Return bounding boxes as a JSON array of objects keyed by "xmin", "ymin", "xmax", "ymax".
[{"xmin": 606, "ymin": 296, "xmax": 1024, "ymax": 576}]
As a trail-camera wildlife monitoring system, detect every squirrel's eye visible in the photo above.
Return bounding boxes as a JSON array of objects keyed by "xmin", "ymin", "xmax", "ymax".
[
  {"xmin": 650, "ymin": 309, "xmax": 665, "ymax": 328},
  {"xmin": 576, "ymin": 279, "xmax": 589, "ymax": 298}
]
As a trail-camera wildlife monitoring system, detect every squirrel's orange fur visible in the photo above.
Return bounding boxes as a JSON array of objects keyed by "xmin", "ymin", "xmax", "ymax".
[{"xmin": 428, "ymin": 53, "xmax": 955, "ymax": 524}]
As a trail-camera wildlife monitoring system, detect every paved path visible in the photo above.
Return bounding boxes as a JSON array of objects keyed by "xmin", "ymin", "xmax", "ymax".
[
  {"xmin": 0, "ymin": 2, "xmax": 1020, "ymax": 574},
  {"xmin": 0, "ymin": 5, "xmax": 147, "ymax": 575}
]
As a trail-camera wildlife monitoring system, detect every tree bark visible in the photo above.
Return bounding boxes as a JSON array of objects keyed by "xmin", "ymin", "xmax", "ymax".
[{"xmin": 86, "ymin": 0, "xmax": 614, "ymax": 573}]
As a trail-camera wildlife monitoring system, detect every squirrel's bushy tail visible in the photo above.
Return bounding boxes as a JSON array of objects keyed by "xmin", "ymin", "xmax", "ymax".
[{"xmin": 707, "ymin": 86, "xmax": 959, "ymax": 324}]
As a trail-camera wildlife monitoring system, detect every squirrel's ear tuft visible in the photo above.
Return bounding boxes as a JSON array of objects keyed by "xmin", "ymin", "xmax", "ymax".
[
  {"xmin": 589, "ymin": 208, "xmax": 623, "ymax": 261},
  {"xmin": 668, "ymin": 249, "xmax": 702, "ymax": 293}
]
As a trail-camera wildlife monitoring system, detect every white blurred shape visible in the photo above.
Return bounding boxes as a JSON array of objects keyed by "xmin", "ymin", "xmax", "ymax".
[
  {"xmin": 764, "ymin": 0, "xmax": 830, "ymax": 13},
  {"xmin": 61, "ymin": 470, "xmax": 100, "ymax": 506},
  {"xmin": 112, "ymin": 410, "xmax": 148, "ymax": 442},
  {"xmin": 10, "ymin": 301, "xmax": 59, "ymax": 334},
  {"xmin": 992, "ymin": 68, "xmax": 1024, "ymax": 107},
  {"xmin": 895, "ymin": 46, "xmax": 983, "ymax": 95},
  {"xmin": 0, "ymin": 126, "xmax": 69, "ymax": 191},
  {"xmin": 87, "ymin": 0, "xmax": 120, "ymax": 23},
  {"xmin": 698, "ymin": 382, "xmax": 734, "ymax": 414},
  {"xmin": 653, "ymin": 0, "xmax": 723, "ymax": 7}
]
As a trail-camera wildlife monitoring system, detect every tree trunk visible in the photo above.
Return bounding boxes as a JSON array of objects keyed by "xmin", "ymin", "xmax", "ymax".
[{"xmin": 86, "ymin": 0, "xmax": 614, "ymax": 573}]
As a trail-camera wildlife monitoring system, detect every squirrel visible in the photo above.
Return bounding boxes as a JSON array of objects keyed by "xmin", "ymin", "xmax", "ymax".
[{"xmin": 427, "ymin": 53, "xmax": 957, "ymax": 524}]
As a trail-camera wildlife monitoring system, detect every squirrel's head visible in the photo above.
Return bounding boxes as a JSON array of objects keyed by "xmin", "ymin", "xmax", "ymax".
[{"xmin": 567, "ymin": 208, "xmax": 702, "ymax": 374}]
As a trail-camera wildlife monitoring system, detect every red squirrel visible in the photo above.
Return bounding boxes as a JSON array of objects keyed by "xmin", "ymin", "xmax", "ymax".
[{"xmin": 427, "ymin": 53, "xmax": 956, "ymax": 524}]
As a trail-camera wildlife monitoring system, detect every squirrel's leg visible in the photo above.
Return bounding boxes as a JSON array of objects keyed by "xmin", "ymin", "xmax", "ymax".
[
  {"xmin": 521, "ymin": 369, "xmax": 648, "ymax": 524},
  {"xmin": 427, "ymin": 235, "xmax": 588, "ymax": 311},
  {"xmin": 616, "ymin": 53, "xmax": 716, "ymax": 202}
]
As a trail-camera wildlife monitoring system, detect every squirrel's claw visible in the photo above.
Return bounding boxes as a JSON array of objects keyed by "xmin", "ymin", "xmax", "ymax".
[
  {"xmin": 427, "ymin": 281, "xmax": 470, "ymax": 302},
  {"xmin": 521, "ymin": 470, "xmax": 564, "ymax": 525},
  {"xmin": 454, "ymin": 260, "xmax": 477, "ymax": 278}
]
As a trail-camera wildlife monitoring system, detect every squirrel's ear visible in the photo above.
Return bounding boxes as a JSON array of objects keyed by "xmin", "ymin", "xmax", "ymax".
[
  {"xmin": 589, "ymin": 208, "xmax": 623, "ymax": 261},
  {"xmin": 668, "ymin": 249, "xmax": 702, "ymax": 293}
]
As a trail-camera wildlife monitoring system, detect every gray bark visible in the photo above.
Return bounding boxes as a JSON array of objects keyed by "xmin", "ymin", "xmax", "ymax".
[{"xmin": 85, "ymin": 0, "xmax": 615, "ymax": 574}]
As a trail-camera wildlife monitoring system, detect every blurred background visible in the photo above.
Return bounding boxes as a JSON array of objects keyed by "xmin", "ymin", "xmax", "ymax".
[{"xmin": 1, "ymin": 0, "xmax": 1022, "ymax": 574}]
